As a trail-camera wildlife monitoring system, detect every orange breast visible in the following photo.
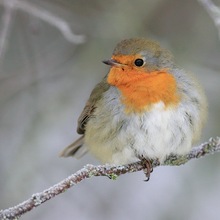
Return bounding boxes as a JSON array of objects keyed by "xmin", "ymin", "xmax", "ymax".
[{"xmin": 107, "ymin": 67, "xmax": 180, "ymax": 113}]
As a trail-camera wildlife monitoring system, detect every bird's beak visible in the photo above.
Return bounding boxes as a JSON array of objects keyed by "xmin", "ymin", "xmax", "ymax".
[{"xmin": 102, "ymin": 59, "xmax": 122, "ymax": 67}]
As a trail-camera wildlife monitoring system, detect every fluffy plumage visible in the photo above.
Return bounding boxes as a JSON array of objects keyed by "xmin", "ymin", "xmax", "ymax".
[{"xmin": 60, "ymin": 38, "xmax": 207, "ymax": 165}]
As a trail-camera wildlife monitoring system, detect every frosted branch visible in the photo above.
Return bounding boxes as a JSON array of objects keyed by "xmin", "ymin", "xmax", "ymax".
[
  {"xmin": 0, "ymin": 136, "xmax": 220, "ymax": 220},
  {"xmin": 0, "ymin": 0, "xmax": 86, "ymax": 44},
  {"xmin": 198, "ymin": 0, "xmax": 220, "ymax": 39}
]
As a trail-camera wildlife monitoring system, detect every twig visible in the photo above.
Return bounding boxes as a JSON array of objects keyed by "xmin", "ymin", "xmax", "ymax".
[
  {"xmin": 0, "ymin": 136, "xmax": 220, "ymax": 220},
  {"xmin": 0, "ymin": 0, "xmax": 15, "ymax": 61},
  {"xmin": 198, "ymin": 0, "xmax": 220, "ymax": 39},
  {"xmin": 0, "ymin": 0, "xmax": 86, "ymax": 44}
]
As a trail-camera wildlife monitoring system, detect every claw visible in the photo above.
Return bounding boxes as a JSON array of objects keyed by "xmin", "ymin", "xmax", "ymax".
[{"xmin": 139, "ymin": 157, "xmax": 153, "ymax": 181}]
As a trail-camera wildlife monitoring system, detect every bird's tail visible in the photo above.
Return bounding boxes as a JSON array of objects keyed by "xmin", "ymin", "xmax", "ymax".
[{"xmin": 59, "ymin": 136, "xmax": 88, "ymax": 159}]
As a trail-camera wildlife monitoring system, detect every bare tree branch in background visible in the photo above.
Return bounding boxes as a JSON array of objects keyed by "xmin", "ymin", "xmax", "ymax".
[
  {"xmin": 0, "ymin": 0, "xmax": 85, "ymax": 61},
  {"xmin": 0, "ymin": 1, "xmax": 220, "ymax": 220},
  {"xmin": 198, "ymin": 0, "xmax": 220, "ymax": 39},
  {"xmin": 0, "ymin": 0, "xmax": 15, "ymax": 62},
  {"xmin": 0, "ymin": 137, "xmax": 219, "ymax": 220}
]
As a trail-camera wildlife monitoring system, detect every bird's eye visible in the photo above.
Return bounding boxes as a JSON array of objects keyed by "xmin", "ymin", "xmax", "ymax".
[{"xmin": 134, "ymin": 58, "xmax": 144, "ymax": 67}]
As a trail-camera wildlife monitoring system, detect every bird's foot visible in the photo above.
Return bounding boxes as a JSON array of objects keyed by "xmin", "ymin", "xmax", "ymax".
[{"xmin": 139, "ymin": 156, "xmax": 153, "ymax": 181}]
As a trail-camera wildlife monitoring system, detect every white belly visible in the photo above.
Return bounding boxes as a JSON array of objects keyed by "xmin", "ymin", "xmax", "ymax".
[{"xmin": 85, "ymin": 88, "xmax": 196, "ymax": 165}]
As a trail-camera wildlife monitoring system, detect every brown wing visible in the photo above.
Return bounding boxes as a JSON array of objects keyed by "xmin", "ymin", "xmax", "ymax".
[
  {"xmin": 77, "ymin": 76, "xmax": 110, "ymax": 134},
  {"xmin": 60, "ymin": 76, "xmax": 109, "ymax": 158}
]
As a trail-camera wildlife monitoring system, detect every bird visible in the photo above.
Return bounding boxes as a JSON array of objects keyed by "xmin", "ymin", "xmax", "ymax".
[{"xmin": 60, "ymin": 38, "xmax": 207, "ymax": 179}]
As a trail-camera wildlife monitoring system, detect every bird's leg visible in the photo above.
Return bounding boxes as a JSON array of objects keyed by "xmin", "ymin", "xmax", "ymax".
[{"xmin": 138, "ymin": 156, "xmax": 153, "ymax": 181}]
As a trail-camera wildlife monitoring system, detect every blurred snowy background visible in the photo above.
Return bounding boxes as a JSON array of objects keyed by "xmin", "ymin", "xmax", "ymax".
[{"xmin": 0, "ymin": 0, "xmax": 220, "ymax": 219}]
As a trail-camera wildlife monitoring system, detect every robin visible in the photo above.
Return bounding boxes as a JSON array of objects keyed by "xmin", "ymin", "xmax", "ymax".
[{"xmin": 60, "ymin": 38, "xmax": 207, "ymax": 179}]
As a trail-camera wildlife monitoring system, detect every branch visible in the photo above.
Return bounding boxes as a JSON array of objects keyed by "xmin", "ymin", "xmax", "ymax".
[
  {"xmin": 198, "ymin": 0, "xmax": 220, "ymax": 39},
  {"xmin": 0, "ymin": 136, "xmax": 220, "ymax": 220},
  {"xmin": 0, "ymin": 0, "xmax": 15, "ymax": 61},
  {"xmin": 0, "ymin": 0, "xmax": 86, "ymax": 44}
]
